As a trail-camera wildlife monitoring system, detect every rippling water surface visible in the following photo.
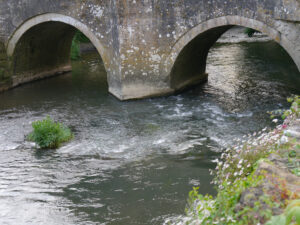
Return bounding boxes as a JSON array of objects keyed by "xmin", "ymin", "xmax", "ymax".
[{"xmin": 0, "ymin": 30, "xmax": 299, "ymax": 224}]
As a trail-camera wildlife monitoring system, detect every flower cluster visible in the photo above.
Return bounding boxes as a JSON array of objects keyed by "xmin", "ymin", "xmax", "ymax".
[
  {"xmin": 211, "ymin": 123, "xmax": 286, "ymax": 190},
  {"xmin": 180, "ymin": 96, "xmax": 300, "ymax": 225}
]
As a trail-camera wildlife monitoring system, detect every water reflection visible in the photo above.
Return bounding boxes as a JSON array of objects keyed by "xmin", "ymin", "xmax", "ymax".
[{"xmin": 0, "ymin": 35, "xmax": 299, "ymax": 224}]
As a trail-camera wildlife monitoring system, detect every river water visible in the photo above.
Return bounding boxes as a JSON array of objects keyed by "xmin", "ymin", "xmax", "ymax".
[{"xmin": 0, "ymin": 29, "xmax": 299, "ymax": 225}]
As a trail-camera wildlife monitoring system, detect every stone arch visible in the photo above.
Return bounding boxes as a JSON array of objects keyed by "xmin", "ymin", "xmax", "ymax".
[
  {"xmin": 164, "ymin": 15, "xmax": 300, "ymax": 91},
  {"xmin": 6, "ymin": 13, "xmax": 110, "ymax": 87},
  {"xmin": 0, "ymin": 41, "xmax": 10, "ymax": 90}
]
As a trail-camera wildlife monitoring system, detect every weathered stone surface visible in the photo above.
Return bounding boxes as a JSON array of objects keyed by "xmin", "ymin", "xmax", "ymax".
[
  {"xmin": 235, "ymin": 158, "xmax": 300, "ymax": 222},
  {"xmin": 235, "ymin": 119, "xmax": 300, "ymax": 224},
  {"xmin": 0, "ymin": 42, "xmax": 11, "ymax": 88},
  {"xmin": 0, "ymin": 0, "xmax": 299, "ymax": 100}
]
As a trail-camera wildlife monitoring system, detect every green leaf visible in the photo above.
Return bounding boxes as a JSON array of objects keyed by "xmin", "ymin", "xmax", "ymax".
[
  {"xmin": 27, "ymin": 116, "xmax": 73, "ymax": 149},
  {"xmin": 289, "ymin": 150, "xmax": 297, "ymax": 158},
  {"xmin": 265, "ymin": 215, "xmax": 286, "ymax": 225},
  {"xmin": 286, "ymin": 206, "xmax": 300, "ymax": 225}
]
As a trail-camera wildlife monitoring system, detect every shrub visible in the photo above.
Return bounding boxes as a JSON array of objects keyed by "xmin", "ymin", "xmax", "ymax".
[
  {"xmin": 28, "ymin": 116, "xmax": 73, "ymax": 149},
  {"xmin": 71, "ymin": 38, "xmax": 81, "ymax": 60},
  {"xmin": 244, "ymin": 28, "xmax": 259, "ymax": 37},
  {"xmin": 181, "ymin": 96, "xmax": 300, "ymax": 225},
  {"xmin": 71, "ymin": 31, "xmax": 91, "ymax": 60}
]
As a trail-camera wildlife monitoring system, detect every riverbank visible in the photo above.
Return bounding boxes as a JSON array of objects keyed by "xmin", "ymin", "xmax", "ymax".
[
  {"xmin": 168, "ymin": 97, "xmax": 300, "ymax": 225},
  {"xmin": 235, "ymin": 117, "xmax": 300, "ymax": 224},
  {"xmin": 216, "ymin": 26, "xmax": 271, "ymax": 44},
  {"xmin": 1, "ymin": 39, "xmax": 299, "ymax": 225}
]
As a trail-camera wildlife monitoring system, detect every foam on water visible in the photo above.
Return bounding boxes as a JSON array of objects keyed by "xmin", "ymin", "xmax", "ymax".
[{"xmin": 0, "ymin": 29, "xmax": 299, "ymax": 224}]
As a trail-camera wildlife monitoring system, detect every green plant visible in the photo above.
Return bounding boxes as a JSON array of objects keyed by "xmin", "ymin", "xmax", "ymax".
[
  {"xmin": 282, "ymin": 96, "xmax": 300, "ymax": 119},
  {"xmin": 291, "ymin": 165, "xmax": 300, "ymax": 177},
  {"xmin": 244, "ymin": 28, "xmax": 259, "ymax": 37},
  {"xmin": 71, "ymin": 38, "xmax": 81, "ymax": 60},
  {"xmin": 28, "ymin": 116, "xmax": 73, "ymax": 149},
  {"xmin": 70, "ymin": 31, "xmax": 91, "ymax": 60},
  {"xmin": 182, "ymin": 96, "xmax": 300, "ymax": 225},
  {"xmin": 265, "ymin": 200, "xmax": 300, "ymax": 225},
  {"xmin": 185, "ymin": 172, "xmax": 265, "ymax": 225},
  {"xmin": 74, "ymin": 31, "xmax": 90, "ymax": 43}
]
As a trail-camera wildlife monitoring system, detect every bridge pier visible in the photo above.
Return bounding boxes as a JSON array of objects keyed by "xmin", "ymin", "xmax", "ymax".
[
  {"xmin": 0, "ymin": 42, "xmax": 11, "ymax": 91},
  {"xmin": 0, "ymin": 0, "xmax": 299, "ymax": 100}
]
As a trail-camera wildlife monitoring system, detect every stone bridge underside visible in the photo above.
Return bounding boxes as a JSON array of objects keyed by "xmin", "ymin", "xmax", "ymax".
[{"xmin": 0, "ymin": 0, "xmax": 299, "ymax": 100}]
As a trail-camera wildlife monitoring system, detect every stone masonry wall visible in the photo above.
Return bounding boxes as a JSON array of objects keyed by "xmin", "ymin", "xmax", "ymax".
[{"xmin": 0, "ymin": 0, "xmax": 299, "ymax": 100}]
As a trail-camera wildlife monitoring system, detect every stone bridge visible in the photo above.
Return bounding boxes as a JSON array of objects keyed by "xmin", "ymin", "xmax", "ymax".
[{"xmin": 0, "ymin": 0, "xmax": 299, "ymax": 100}]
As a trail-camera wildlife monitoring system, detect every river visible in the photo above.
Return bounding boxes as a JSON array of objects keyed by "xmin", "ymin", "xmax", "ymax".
[{"xmin": 0, "ymin": 28, "xmax": 299, "ymax": 224}]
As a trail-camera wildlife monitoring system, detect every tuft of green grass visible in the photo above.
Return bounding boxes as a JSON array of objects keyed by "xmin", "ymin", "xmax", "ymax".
[{"xmin": 28, "ymin": 116, "xmax": 73, "ymax": 149}]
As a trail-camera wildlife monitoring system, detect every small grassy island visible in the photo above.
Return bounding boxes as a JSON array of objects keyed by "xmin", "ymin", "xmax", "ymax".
[
  {"xmin": 183, "ymin": 96, "xmax": 300, "ymax": 225},
  {"xmin": 28, "ymin": 116, "xmax": 73, "ymax": 149}
]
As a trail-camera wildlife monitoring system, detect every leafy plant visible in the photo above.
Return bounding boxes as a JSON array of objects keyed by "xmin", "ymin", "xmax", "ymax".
[
  {"xmin": 244, "ymin": 28, "xmax": 260, "ymax": 37},
  {"xmin": 282, "ymin": 96, "xmax": 300, "ymax": 119},
  {"xmin": 71, "ymin": 31, "xmax": 91, "ymax": 60},
  {"xmin": 291, "ymin": 167, "xmax": 300, "ymax": 177},
  {"xmin": 71, "ymin": 38, "xmax": 81, "ymax": 60},
  {"xmin": 181, "ymin": 96, "xmax": 300, "ymax": 225},
  {"xmin": 28, "ymin": 116, "xmax": 73, "ymax": 149},
  {"xmin": 185, "ymin": 172, "xmax": 265, "ymax": 225},
  {"xmin": 265, "ymin": 200, "xmax": 300, "ymax": 225}
]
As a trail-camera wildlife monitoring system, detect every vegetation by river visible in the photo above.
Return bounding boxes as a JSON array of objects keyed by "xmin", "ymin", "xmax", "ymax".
[
  {"xmin": 71, "ymin": 31, "xmax": 90, "ymax": 60},
  {"xmin": 171, "ymin": 97, "xmax": 300, "ymax": 225},
  {"xmin": 28, "ymin": 116, "xmax": 73, "ymax": 149},
  {"xmin": 0, "ymin": 28, "xmax": 299, "ymax": 225}
]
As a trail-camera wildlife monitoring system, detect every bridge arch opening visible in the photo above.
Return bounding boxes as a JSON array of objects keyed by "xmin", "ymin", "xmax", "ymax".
[
  {"xmin": 0, "ymin": 41, "xmax": 10, "ymax": 88},
  {"xmin": 167, "ymin": 16, "xmax": 300, "ymax": 92},
  {"xmin": 7, "ymin": 13, "xmax": 109, "ymax": 89}
]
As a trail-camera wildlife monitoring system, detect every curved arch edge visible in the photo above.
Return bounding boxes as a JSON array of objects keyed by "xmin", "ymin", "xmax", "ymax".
[
  {"xmin": 163, "ymin": 15, "xmax": 300, "ymax": 75},
  {"xmin": 6, "ymin": 13, "xmax": 109, "ymax": 70}
]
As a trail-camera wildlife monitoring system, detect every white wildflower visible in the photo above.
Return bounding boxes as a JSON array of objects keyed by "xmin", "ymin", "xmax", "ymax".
[
  {"xmin": 225, "ymin": 174, "xmax": 230, "ymax": 180},
  {"xmin": 212, "ymin": 159, "xmax": 219, "ymax": 163},
  {"xmin": 227, "ymin": 215, "xmax": 235, "ymax": 222},
  {"xmin": 280, "ymin": 135, "xmax": 289, "ymax": 144},
  {"xmin": 239, "ymin": 170, "xmax": 243, "ymax": 176}
]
